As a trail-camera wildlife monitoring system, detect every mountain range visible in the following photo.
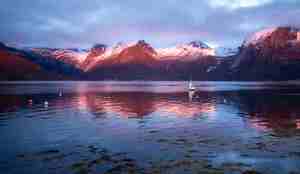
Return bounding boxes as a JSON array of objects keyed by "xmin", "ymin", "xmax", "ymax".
[{"xmin": 1, "ymin": 26, "xmax": 300, "ymax": 81}]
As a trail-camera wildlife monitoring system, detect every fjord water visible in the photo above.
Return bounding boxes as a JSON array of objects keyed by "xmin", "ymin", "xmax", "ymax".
[{"xmin": 0, "ymin": 81, "xmax": 300, "ymax": 174}]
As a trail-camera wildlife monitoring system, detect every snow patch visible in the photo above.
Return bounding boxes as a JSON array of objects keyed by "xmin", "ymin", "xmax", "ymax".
[
  {"xmin": 244, "ymin": 28, "xmax": 277, "ymax": 46},
  {"xmin": 157, "ymin": 43, "xmax": 215, "ymax": 60},
  {"xmin": 28, "ymin": 48, "xmax": 89, "ymax": 65},
  {"xmin": 52, "ymin": 49, "xmax": 88, "ymax": 63}
]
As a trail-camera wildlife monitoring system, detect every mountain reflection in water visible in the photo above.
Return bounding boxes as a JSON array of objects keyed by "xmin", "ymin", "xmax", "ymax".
[
  {"xmin": 76, "ymin": 92, "xmax": 216, "ymax": 118},
  {"xmin": 0, "ymin": 82, "xmax": 300, "ymax": 174},
  {"xmin": 1, "ymin": 88, "xmax": 299, "ymax": 136}
]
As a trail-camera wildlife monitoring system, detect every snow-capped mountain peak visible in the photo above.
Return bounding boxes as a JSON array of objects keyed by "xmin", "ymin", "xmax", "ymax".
[
  {"xmin": 116, "ymin": 40, "xmax": 158, "ymax": 62},
  {"xmin": 243, "ymin": 26, "xmax": 300, "ymax": 48},
  {"xmin": 81, "ymin": 40, "xmax": 157, "ymax": 71},
  {"xmin": 28, "ymin": 47, "xmax": 88, "ymax": 68},
  {"xmin": 157, "ymin": 41, "xmax": 215, "ymax": 61},
  {"xmin": 243, "ymin": 27, "xmax": 277, "ymax": 46},
  {"xmin": 233, "ymin": 26, "xmax": 300, "ymax": 70},
  {"xmin": 52, "ymin": 49, "xmax": 88, "ymax": 63},
  {"xmin": 22, "ymin": 40, "xmax": 217, "ymax": 71},
  {"xmin": 105, "ymin": 42, "xmax": 136, "ymax": 57}
]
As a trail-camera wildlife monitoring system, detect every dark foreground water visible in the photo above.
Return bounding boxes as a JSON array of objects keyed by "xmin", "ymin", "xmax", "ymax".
[{"xmin": 0, "ymin": 81, "xmax": 300, "ymax": 174}]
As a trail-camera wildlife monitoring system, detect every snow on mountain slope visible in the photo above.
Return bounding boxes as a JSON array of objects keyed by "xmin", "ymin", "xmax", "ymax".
[
  {"xmin": 157, "ymin": 41, "xmax": 215, "ymax": 61},
  {"xmin": 88, "ymin": 40, "xmax": 158, "ymax": 70},
  {"xmin": 80, "ymin": 44, "xmax": 107, "ymax": 71},
  {"xmin": 115, "ymin": 40, "xmax": 157, "ymax": 63},
  {"xmin": 243, "ymin": 28, "xmax": 277, "ymax": 46},
  {"xmin": 83, "ymin": 40, "xmax": 215, "ymax": 71},
  {"xmin": 242, "ymin": 26, "xmax": 300, "ymax": 51},
  {"xmin": 103, "ymin": 42, "xmax": 137, "ymax": 59},
  {"xmin": 52, "ymin": 49, "xmax": 88, "ymax": 63},
  {"xmin": 28, "ymin": 48, "xmax": 88, "ymax": 68},
  {"xmin": 23, "ymin": 40, "xmax": 216, "ymax": 71},
  {"xmin": 81, "ymin": 42, "xmax": 137, "ymax": 71},
  {"xmin": 232, "ymin": 26, "xmax": 300, "ymax": 69}
]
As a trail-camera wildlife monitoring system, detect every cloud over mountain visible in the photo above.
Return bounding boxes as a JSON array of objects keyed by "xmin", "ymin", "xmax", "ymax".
[{"xmin": 1, "ymin": 0, "xmax": 300, "ymax": 48}]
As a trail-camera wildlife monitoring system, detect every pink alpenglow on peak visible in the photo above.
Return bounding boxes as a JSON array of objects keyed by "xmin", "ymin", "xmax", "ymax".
[
  {"xmin": 81, "ymin": 40, "xmax": 215, "ymax": 71},
  {"xmin": 156, "ymin": 41, "xmax": 215, "ymax": 61},
  {"xmin": 243, "ymin": 27, "xmax": 277, "ymax": 46}
]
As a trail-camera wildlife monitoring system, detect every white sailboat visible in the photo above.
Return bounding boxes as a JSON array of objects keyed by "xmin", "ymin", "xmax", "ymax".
[
  {"xmin": 188, "ymin": 80, "xmax": 196, "ymax": 91},
  {"xmin": 188, "ymin": 90, "xmax": 195, "ymax": 101}
]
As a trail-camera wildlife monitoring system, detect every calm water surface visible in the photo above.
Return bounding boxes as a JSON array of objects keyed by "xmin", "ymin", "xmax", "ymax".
[{"xmin": 0, "ymin": 81, "xmax": 300, "ymax": 174}]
